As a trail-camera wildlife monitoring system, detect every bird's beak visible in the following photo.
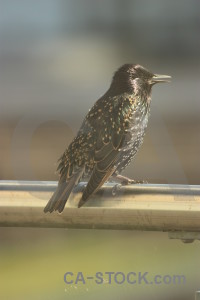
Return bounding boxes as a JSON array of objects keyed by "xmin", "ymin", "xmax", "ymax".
[{"xmin": 151, "ymin": 74, "xmax": 171, "ymax": 84}]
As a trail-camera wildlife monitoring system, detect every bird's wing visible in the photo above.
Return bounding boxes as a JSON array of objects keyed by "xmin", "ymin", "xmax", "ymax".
[
  {"xmin": 79, "ymin": 135, "xmax": 124, "ymax": 207},
  {"xmin": 79, "ymin": 114, "xmax": 126, "ymax": 207}
]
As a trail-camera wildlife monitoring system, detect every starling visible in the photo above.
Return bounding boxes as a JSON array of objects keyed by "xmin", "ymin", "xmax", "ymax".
[{"xmin": 44, "ymin": 64, "xmax": 171, "ymax": 213}]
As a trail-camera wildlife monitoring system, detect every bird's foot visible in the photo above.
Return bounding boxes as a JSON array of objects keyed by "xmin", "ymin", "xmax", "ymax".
[
  {"xmin": 124, "ymin": 179, "xmax": 148, "ymax": 185},
  {"xmin": 111, "ymin": 175, "xmax": 148, "ymax": 185},
  {"xmin": 112, "ymin": 184, "xmax": 122, "ymax": 196}
]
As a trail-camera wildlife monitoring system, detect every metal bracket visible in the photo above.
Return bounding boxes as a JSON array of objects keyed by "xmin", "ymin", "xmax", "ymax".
[
  {"xmin": 168, "ymin": 231, "xmax": 200, "ymax": 243},
  {"xmin": 195, "ymin": 291, "xmax": 200, "ymax": 300}
]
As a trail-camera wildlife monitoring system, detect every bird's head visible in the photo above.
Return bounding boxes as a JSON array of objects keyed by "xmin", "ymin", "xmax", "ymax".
[{"xmin": 110, "ymin": 64, "xmax": 171, "ymax": 95}]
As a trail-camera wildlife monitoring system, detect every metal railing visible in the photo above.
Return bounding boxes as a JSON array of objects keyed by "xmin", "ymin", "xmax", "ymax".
[{"xmin": 0, "ymin": 180, "xmax": 200, "ymax": 242}]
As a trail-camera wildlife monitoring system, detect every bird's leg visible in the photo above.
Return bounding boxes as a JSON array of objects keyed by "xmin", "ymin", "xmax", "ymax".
[
  {"xmin": 111, "ymin": 174, "xmax": 148, "ymax": 185},
  {"xmin": 110, "ymin": 175, "xmax": 147, "ymax": 196}
]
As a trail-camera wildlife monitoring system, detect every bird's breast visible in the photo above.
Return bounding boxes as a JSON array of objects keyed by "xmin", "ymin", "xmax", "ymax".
[{"xmin": 122, "ymin": 105, "xmax": 149, "ymax": 152}]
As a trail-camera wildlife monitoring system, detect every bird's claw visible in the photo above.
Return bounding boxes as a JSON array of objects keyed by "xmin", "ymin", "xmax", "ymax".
[
  {"xmin": 111, "ymin": 175, "xmax": 148, "ymax": 186},
  {"xmin": 112, "ymin": 184, "xmax": 122, "ymax": 196}
]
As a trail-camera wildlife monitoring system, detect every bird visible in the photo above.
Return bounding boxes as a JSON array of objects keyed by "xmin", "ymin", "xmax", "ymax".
[{"xmin": 44, "ymin": 64, "xmax": 171, "ymax": 213}]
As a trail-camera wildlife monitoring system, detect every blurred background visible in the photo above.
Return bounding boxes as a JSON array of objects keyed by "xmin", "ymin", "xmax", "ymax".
[{"xmin": 0, "ymin": 1, "xmax": 200, "ymax": 299}]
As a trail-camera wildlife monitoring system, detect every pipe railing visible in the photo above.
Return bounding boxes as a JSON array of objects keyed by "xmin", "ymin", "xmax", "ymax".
[{"xmin": 0, "ymin": 181, "xmax": 200, "ymax": 241}]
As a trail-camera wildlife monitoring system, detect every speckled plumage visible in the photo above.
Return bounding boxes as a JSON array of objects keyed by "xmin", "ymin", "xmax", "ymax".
[{"xmin": 44, "ymin": 64, "xmax": 170, "ymax": 213}]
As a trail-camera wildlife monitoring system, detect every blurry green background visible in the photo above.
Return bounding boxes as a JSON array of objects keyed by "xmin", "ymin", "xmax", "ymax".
[{"xmin": 0, "ymin": 0, "xmax": 200, "ymax": 299}]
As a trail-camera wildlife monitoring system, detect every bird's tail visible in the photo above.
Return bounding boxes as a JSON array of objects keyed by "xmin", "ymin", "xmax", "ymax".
[{"xmin": 44, "ymin": 171, "xmax": 83, "ymax": 213}]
